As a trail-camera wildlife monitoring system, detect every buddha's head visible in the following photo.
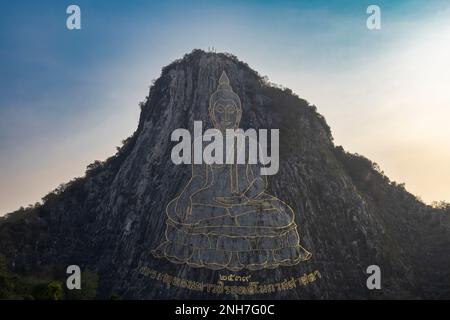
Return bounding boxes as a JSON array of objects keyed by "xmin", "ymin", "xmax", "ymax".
[{"xmin": 209, "ymin": 71, "xmax": 242, "ymax": 131}]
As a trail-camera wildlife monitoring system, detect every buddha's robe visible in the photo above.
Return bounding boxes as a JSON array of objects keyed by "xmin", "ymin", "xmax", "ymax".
[{"xmin": 153, "ymin": 156, "xmax": 311, "ymax": 270}]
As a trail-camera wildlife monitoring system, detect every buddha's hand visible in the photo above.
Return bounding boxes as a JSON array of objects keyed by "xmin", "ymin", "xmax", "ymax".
[{"xmin": 215, "ymin": 195, "xmax": 249, "ymax": 206}]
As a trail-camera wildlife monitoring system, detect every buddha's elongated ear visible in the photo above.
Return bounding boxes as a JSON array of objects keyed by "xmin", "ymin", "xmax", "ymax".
[{"xmin": 209, "ymin": 107, "xmax": 218, "ymax": 128}]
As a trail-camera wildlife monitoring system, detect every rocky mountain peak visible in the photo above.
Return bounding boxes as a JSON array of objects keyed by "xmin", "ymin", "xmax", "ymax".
[{"xmin": 0, "ymin": 49, "xmax": 449, "ymax": 299}]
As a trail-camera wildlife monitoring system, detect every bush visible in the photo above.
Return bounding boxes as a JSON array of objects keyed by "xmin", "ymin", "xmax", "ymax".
[{"xmin": 65, "ymin": 270, "xmax": 99, "ymax": 300}]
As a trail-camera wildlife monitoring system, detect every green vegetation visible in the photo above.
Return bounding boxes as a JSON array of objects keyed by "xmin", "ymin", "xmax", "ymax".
[
  {"xmin": 0, "ymin": 255, "xmax": 99, "ymax": 300},
  {"xmin": 432, "ymin": 201, "xmax": 450, "ymax": 213},
  {"xmin": 110, "ymin": 293, "xmax": 122, "ymax": 300},
  {"xmin": 65, "ymin": 270, "xmax": 99, "ymax": 300}
]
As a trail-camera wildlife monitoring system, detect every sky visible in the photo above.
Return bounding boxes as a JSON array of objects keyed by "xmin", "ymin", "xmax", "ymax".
[{"xmin": 0, "ymin": 0, "xmax": 449, "ymax": 215}]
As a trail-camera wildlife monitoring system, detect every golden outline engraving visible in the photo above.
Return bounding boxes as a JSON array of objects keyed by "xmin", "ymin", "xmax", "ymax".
[{"xmin": 153, "ymin": 71, "xmax": 312, "ymax": 271}]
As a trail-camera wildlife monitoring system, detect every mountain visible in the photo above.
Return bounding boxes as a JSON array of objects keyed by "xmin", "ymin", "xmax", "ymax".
[{"xmin": 1, "ymin": 49, "xmax": 449, "ymax": 299}]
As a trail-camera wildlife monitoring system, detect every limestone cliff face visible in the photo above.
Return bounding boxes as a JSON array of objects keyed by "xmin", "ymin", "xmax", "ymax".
[{"xmin": 1, "ymin": 50, "xmax": 449, "ymax": 299}]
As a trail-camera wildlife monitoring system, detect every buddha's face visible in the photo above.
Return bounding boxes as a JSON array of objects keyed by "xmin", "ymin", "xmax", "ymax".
[{"xmin": 211, "ymin": 100, "xmax": 241, "ymax": 131}]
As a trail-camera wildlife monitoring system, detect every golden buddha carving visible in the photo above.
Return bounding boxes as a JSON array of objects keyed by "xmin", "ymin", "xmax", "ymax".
[{"xmin": 153, "ymin": 72, "xmax": 311, "ymax": 271}]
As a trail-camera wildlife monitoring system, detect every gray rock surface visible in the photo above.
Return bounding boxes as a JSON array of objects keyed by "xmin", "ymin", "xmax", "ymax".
[{"xmin": 0, "ymin": 50, "xmax": 449, "ymax": 299}]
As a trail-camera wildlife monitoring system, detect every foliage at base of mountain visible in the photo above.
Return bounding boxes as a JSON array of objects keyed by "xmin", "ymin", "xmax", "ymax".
[{"xmin": 0, "ymin": 255, "xmax": 99, "ymax": 300}]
